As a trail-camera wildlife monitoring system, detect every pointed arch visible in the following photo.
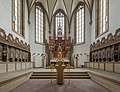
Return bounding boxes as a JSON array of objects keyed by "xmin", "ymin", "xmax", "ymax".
[
  {"xmin": 74, "ymin": 2, "xmax": 85, "ymax": 44},
  {"xmin": 35, "ymin": 2, "xmax": 45, "ymax": 43},
  {"xmin": 51, "ymin": 9, "xmax": 68, "ymax": 39}
]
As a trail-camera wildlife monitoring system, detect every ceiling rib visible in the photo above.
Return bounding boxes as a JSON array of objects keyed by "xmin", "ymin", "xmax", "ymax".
[{"xmin": 27, "ymin": 0, "xmax": 94, "ymax": 25}]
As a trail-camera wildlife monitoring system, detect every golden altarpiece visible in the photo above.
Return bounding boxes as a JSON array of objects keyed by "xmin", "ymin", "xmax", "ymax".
[{"xmin": 48, "ymin": 29, "xmax": 71, "ymax": 64}]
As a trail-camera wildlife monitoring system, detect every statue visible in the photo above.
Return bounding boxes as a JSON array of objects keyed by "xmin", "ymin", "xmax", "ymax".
[
  {"xmin": 74, "ymin": 54, "xmax": 79, "ymax": 68},
  {"xmin": 41, "ymin": 53, "xmax": 47, "ymax": 68},
  {"xmin": 58, "ymin": 43, "xmax": 62, "ymax": 52},
  {"xmin": 57, "ymin": 25, "xmax": 62, "ymax": 37},
  {"xmin": 57, "ymin": 43, "xmax": 63, "ymax": 60}
]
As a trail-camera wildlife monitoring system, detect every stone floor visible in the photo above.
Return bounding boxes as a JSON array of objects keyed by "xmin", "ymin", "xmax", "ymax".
[
  {"xmin": 10, "ymin": 79, "xmax": 111, "ymax": 92},
  {"xmin": 32, "ymin": 68, "xmax": 88, "ymax": 72}
]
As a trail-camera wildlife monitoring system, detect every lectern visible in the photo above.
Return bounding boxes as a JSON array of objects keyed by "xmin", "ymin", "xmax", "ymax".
[{"xmin": 55, "ymin": 61, "xmax": 65, "ymax": 85}]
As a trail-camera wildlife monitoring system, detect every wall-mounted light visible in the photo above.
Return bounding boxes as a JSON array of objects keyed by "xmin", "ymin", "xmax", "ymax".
[
  {"xmin": 80, "ymin": 53, "xmax": 83, "ymax": 56},
  {"xmin": 84, "ymin": 53, "xmax": 89, "ymax": 57},
  {"xmin": 32, "ymin": 53, "xmax": 35, "ymax": 56},
  {"xmin": 37, "ymin": 53, "xmax": 40, "ymax": 56}
]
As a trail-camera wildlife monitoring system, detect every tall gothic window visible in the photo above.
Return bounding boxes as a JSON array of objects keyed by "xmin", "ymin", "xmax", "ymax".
[
  {"xmin": 76, "ymin": 5, "xmax": 85, "ymax": 44},
  {"xmin": 55, "ymin": 12, "xmax": 65, "ymax": 39},
  {"xmin": 96, "ymin": 0, "xmax": 109, "ymax": 37},
  {"xmin": 35, "ymin": 5, "xmax": 44, "ymax": 43},
  {"xmin": 12, "ymin": 0, "xmax": 24, "ymax": 36}
]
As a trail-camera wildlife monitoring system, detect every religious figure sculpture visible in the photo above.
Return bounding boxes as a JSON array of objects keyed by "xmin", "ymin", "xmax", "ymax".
[
  {"xmin": 57, "ymin": 43, "xmax": 63, "ymax": 60},
  {"xmin": 41, "ymin": 53, "xmax": 47, "ymax": 68},
  {"xmin": 0, "ymin": 45, "xmax": 2, "ymax": 61},
  {"xmin": 74, "ymin": 54, "xmax": 79, "ymax": 68},
  {"xmin": 57, "ymin": 25, "xmax": 63, "ymax": 38}
]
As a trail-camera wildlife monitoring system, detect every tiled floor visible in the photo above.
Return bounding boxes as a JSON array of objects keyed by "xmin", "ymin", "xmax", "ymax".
[{"xmin": 10, "ymin": 79, "xmax": 111, "ymax": 92}]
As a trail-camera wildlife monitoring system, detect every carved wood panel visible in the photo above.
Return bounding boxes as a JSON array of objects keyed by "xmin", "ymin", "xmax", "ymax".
[
  {"xmin": 114, "ymin": 44, "xmax": 119, "ymax": 61},
  {"xmin": 118, "ymin": 44, "xmax": 120, "ymax": 61},
  {"xmin": 15, "ymin": 49, "xmax": 19, "ymax": 62},
  {"xmin": 95, "ymin": 51, "xmax": 98, "ymax": 62},
  {"xmin": 19, "ymin": 50, "xmax": 22, "ymax": 62},
  {"xmin": 106, "ymin": 47, "xmax": 111, "ymax": 61},
  {"xmin": 111, "ymin": 46, "xmax": 114, "ymax": 61},
  {"xmin": 25, "ymin": 52, "xmax": 29, "ymax": 62},
  {"xmin": 98, "ymin": 50, "xmax": 102, "ymax": 62},
  {"xmin": 0, "ymin": 28, "xmax": 30, "ymax": 63},
  {"xmin": 2, "ymin": 45, "xmax": 7, "ymax": 62},
  {"xmin": 92, "ymin": 52, "xmax": 95, "ymax": 62},
  {"xmin": 7, "ymin": 46, "xmax": 10, "ymax": 62},
  {"xmin": 102, "ymin": 49, "xmax": 106, "ymax": 62},
  {"xmin": 22, "ymin": 51, "xmax": 25, "ymax": 62},
  {"xmin": 10, "ymin": 47, "xmax": 15, "ymax": 62},
  {"xmin": 0, "ymin": 44, "xmax": 3, "ymax": 61},
  {"xmin": 90, "ymin": 28, "xmax": 120, "ymax": 62}
]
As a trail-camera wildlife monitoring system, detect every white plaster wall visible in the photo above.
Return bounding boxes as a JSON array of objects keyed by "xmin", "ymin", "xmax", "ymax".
[
  {"xmin": 0, "ymin": 0, "xmax": 29, "ymax": 43},
  {"xmin": 91, "ymin": 0, "xmax": 120, "ymax": 43},
  {"xmin": 73, "ymin": 6, "xmax": 91, "ymax": 66},
  {"xmin": 29, "ymin": 6, "xmax": 45, "ymax": 68}
]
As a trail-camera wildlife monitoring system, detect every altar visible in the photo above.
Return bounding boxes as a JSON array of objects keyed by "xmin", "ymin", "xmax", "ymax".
[
  {"xmin": 50, "ymin": 59, "xmax": 70, "ymax": 65},
  {"xmin": 48, "ymin": 24, "xmax": 71, "ymax": 85}
]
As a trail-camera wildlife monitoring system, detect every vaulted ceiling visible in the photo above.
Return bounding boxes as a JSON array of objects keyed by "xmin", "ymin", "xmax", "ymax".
[{"xmin": 26, "ymin": 0, "xmax": 94, "ymax": 25}]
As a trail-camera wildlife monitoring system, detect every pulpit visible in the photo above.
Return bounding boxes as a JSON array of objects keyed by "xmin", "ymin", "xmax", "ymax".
[{"xmin": 55, "ymin": 61, "xmax": 65, "ymax": 85}]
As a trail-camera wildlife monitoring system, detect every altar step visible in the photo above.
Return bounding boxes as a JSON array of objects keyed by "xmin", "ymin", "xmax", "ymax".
[{"xmin": 30, "ymin": 72, "xmax": 91, "ymax": 79}]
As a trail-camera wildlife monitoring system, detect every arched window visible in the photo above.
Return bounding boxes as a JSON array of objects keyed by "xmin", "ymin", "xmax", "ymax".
[
  {"xmin": 55, "ymin": 12, "xmax": 65, "ymax": 40},
  {"xmin": 96, "ymin": 0, "xmax": 109, "ymax": 37},
  {"xmin": 12, "ymin": 0, "xmax": 25, "ymax": 36},
  {"xmin": 76, "ymin": 5, "xmax": 85, "ymax": 44},
  {"xmin": 35, "ymin": 5, "xmax": 44, "ymax": 43}
]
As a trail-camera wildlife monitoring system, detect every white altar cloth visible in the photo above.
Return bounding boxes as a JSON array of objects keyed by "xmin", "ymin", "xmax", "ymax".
[{"xmin": 50, "ymin": 60, "xmax": 70, "ymax": 63}]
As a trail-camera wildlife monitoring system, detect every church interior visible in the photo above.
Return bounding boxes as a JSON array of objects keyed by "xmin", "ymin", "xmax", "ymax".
[{"xmin": 0, "ymin": 0, "xmax": 120, "ymax": 92}]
